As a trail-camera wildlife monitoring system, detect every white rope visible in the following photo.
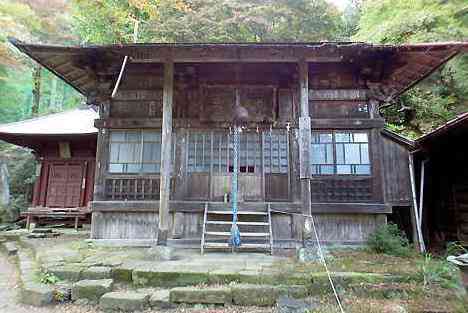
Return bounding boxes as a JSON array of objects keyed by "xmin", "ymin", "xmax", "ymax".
[{"xmin": 270, "ymin": 208, "xmax": 345, "ymax": 313}]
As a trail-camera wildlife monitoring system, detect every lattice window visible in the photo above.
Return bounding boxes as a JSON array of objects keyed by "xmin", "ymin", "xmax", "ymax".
[
  {"xmin": 211, "ymin": 131, "xmax": 262, "ymax": 174},
  {"xmin": 187, "ymin": 132, "xmax": 211, "ymax": 172},
  {"xmin": 335, "ymin": 132, "xmax": 370, "ymax": 175},
  {"xmin": 263, "ymin": 131, "xmax": 289, "ymax": 174},
  {"xmin": 236, "ymin": 132, "xmax": 261, "ymax": 173},
  {"xmin": 311, "ymin": 133, "xmax": 334, "ymax": 175},
  {"xmin": 109, "ymin": 130, "xmax": 162, "ymax": 174},
  {"xmin": 311, "ymin": 131, "xmax": 371, "ymax": 175},
  {"xmin": 212, "ymin": 132, "xmax": 229, "ymax": 173},
  {"xmin": 189, "ymin": 130, "xmax": 282, "ymax": 174}
]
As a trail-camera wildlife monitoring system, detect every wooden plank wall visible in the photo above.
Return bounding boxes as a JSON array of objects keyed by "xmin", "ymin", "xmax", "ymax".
[
  {"xmin": 381, "ymin": 135, "xmax": 412, "ymax": 206},
  {"xmin": 310, "ymin": 214, "xmax": 387, "ymax": 243},
  {"xmin": 91, "ymin": 210, "xmax": 384, "ymax": 245}
]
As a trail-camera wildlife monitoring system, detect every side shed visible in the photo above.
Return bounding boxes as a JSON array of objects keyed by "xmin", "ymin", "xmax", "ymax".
[
  {"xmin": 0, "ymin": 108, "xmax": 98, "ymax": 224},
  {"xmin": 380, "ymin": 129, "xmax": 420, "ymax": 244},
  {"xmin": 414, "ymin": 112, "xmax": 468, "ymax": 248}
]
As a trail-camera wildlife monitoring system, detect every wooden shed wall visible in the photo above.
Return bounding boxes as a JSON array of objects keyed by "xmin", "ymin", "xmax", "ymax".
[{"xmin": 381, "ymin": 135, "xmax": 412, "ymax": 206}]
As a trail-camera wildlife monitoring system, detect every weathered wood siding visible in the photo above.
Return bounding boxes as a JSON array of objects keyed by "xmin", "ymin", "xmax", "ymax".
[
  {"xmin": 91, "ymin": 210, "xmax": 384, "ymax": 245},
  {"xmin": 90, "ymin": 61, "xmax": 390, "ymax": 244},
  {"xmin": 381, "ymin": 135, "xmax": 412, "ymax": 206},
  {"xmin": 309, "ymin": 214, "xmax": 386, "ymax": 244}
]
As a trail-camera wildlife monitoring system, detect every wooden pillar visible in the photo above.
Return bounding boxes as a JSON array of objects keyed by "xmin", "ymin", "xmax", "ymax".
[
  {"xmin": 93, "ymin": 100, "xmax": 110, "ymax": 201},
  {"xmin": 298, "ymin": 60, "xmax": 311, "ymax": 216},
  {"xmin": 158, "ymin": 61, "xmax": 174, "ymax": 245}
]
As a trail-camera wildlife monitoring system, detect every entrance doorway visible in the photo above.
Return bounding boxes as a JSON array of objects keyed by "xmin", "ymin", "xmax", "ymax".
[
  {"xmin": 185, "ymin": 129, "xmax": 290, "ymax": 202},
  {"xmin": 46, "ymin": 162, "xmax": 85, "ymax": 207}
]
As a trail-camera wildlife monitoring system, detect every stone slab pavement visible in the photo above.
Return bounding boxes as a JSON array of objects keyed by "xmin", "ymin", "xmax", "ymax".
[{"xmin": 0, "ymin": 254, "xmax": 271, "ymax": 313}]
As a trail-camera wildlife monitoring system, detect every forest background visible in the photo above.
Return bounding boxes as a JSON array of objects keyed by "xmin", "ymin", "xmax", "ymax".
[{"xmin": 0, "ymin": 0, "xmax": 467, "ymax": 215}]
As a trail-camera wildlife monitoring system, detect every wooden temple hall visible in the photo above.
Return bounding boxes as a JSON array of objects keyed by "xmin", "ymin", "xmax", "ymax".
[{"xmin": 7, "ymin": 39, "xmax": 468, "ymax": 249}]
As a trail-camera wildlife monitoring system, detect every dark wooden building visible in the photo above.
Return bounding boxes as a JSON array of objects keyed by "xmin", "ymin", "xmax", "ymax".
[
  {"xmin": 412, "ymin": 112, "xmax": 468, "ymax": 249},
  {"xmin": 9, "ymin": 39, "xmax": 467, "ymax": 249},
  {"xmin": 0, "ymin": 108, "xmax": 98, "ymax": 226}
]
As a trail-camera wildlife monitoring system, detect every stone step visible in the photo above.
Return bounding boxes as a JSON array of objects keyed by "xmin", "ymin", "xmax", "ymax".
[
  {"xmin": 100, "ymin": 291, "xmax": 150, "ymax": 312},
  {"xmin": 170, "ymin": 286, "xmax": 232, "ymax": 305},
  {"xmin": 169, "ymin": 284, "xmax": 307, "ymax": 306},
  {"xmin": 72, "ymin": 279, "xmax": 114, "ymax": 302}
]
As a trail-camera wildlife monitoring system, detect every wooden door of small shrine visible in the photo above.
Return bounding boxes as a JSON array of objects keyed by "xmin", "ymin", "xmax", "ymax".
[{"xmin": 46, "ymin": 162, "xmax": 84, "ymax": 208}]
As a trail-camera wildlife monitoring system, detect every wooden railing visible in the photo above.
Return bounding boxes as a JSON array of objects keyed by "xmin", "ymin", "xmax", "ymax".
[{"xmin": 105, "ymin": 176, "xmax": 160, "ymax": 200}]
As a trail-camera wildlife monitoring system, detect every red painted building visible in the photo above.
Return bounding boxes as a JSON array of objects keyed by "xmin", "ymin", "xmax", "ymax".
[{"xmin": 0, "ymin": 108, "xmax": 98, "ymax": 211}]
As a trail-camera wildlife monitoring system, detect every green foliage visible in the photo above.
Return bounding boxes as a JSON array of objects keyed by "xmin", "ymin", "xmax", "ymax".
[
  {"xmin": 445, "ymin": 241, "xmax": 468, "ymax": 258},
  {"xmin": 2, "ymin": 144, "xmax": 37, "ymax": 215},
  {"xmin": 40, "ymin": 271, "xmax": 60, "ymax": 285},
  {"xmin": 367, "ymin": 223, "xmax": 412, "ymax": 257},
  {"xmin": 354, "ymin": 0, "xmax": 468, "ymax": 137},
  {"xmin": 417, "ymin": 254, "xmax": 460, "ymax": 289},
  {"xmin": 71, "ymin": 0, "xmax": 343, "ymax": 43}
]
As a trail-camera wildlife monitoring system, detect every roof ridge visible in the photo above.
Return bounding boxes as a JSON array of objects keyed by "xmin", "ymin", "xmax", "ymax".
[{"xmin": 0, "ymin": 107, "xmax": 92, "ymax": 128}]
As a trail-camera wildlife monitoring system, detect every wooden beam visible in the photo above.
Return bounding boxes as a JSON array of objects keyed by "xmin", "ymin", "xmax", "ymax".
[
  {"xmin": 90, "ymin": 200, "xmax": 390, "ymax": 214},
  {"xmin": 157, "ymin": 61, "xmax": 174, "ymax": 245},
  {"xmin": 298, "ymin": 60, "xmax": 311, "ymax": 216}
]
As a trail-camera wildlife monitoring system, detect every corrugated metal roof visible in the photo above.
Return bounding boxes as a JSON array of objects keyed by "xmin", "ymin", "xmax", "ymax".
[{"xmin": 0, "ymin": 107, "xmax": 98, "ymax": 135}]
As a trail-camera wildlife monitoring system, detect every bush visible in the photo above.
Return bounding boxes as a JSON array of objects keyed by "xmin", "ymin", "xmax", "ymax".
[{"xmin": 367, "ymin": 223, "xmax": 412, "ymax": 257}]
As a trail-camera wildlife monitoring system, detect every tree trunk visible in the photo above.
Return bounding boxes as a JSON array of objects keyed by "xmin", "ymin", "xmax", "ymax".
[
  {"xmin": 50, "ymin": 76, "xmax": 58, "ymax": 111},
  {"xmin": 32, "ymin": 65, "xmax": 42, "ymax": 116}
]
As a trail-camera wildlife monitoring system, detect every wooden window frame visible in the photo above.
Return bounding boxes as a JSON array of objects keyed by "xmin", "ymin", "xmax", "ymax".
[
  {"xmin": 108, "ymin": 130, "xmax": 162, "ymax": 175},
  {"xmin": 186, "ymin": 129, "xmax": 289, "ymax": 175},
  {"xmin": 311, "ymin": 130, "xmax": 371, "ymax": 176}
]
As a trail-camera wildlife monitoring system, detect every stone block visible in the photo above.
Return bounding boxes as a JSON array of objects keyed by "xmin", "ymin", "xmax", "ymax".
[
  {"xmin": 133, "ymin": 265, "xmax": 210, "ymax": 287},
  {"xmin": 71, "ymin": 279, "xmax": 113, "ymax": 302},
  {"xmin": 276, "ymin": 295, "xmax": 319, "ymax": 313},
  {"xmin": 20, "ymin": 282, "xmax": 54, "ymax": 306},
  {"xmin": 146, "ymin": 245, "xmax": 175, "ymax": 261},
  {"xmin": 81, "ymin": 266, "xmax": 112, "ymax": 280},
  {"xmin": 170, "ymin": 286, "xmax": 232, "ymax": 305},
  {"xmin": 49, "ymin": 265, "xmax": 82, "ymax": 282},
  {"xmin": 3, "ymin": 241, "xmax": 18, "ymax": 256},
  {"xmin": 231, "ymin": 284, "xmax": 279, "ymax": 306},
  {"xmin": 276, "ymin": 285, "xmax": 309, "ymax": 298},
  {"xmin": 209, "ymin": 268, "xmax": 242, "ymax": 284},
  {"xmin": 100, "ymin": 291, "xmax": 150, "ymax": 312},
  {"xmin": 27, "ymin": 233, "xmax": 47, "ymax": 239},
  {"xmin": 32, "ymin": 228, "xmax": 53, "ymax": 234},
  {"xmin": 149, "ymin": 290, "xmax": 174, "ymax": 309}
]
